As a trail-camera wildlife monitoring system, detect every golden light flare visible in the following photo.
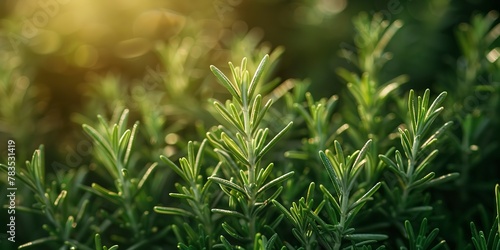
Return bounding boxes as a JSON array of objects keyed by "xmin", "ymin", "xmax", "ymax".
[
  {"xmin": 28, "ymin": 30, "xmax": 62, "ymax": 54},
  {"xmin": 73, "ymin": 44, "xmax": 99, "ymax": 68},
  {"xmin": 77, "ymin": 23, "xmax": 112, "ymax": 45},
  {"xmin": 114, "ymin": 37, "xmax": 152, "ymax": 59},
  {"xmin": 3, "ymin": 0, "xmax": 194, "ymax": 70},
  {"xmin": 51, "ymin": 11, "xmax": 85, "ymax": 35},
  {"xmin": 317, "ymin": 0, "xmax": 347, "ymax": 15},
  {"xmin": 133, "ymin": 9, "xmax": 186, "ymax": 40}
]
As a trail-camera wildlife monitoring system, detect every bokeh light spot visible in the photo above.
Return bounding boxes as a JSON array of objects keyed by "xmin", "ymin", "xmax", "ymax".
[
  {"xmin": 318, "ymin": 0, "xmax": 347, "ymax": 15},
  {"xmin": 165, "ymin": 133, "xmax": 180, "ymax": 145},
  {"xmin": 133, "ymin": 9, "xmax": 186, "ymax": 40},
  {"xmin": 28, "ymin": 30, "xmax": 62, "ymax": 54},
  {"xmin": 114, "ymin": 37, "xmax": 151, "ymax": 59},
  {"xmin": 52, "ymin": 11, "xmax": 84, "ymax": 35},
  {"xmin": 74, "ymin": 44, "xmax": 99, "ymax": 68}
]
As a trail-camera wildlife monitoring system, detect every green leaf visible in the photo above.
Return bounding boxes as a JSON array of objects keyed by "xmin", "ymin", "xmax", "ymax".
[
  {"xmin": 222, "ymin": 222, "xmax": 246, "ymax": 241},
  {"xmin": 409, "ymin": 172, "xmax": 435, "ymax": 190},
  {"xmin": 496, "ymin": 184, "xmax": 500, "ymax": 236},
  {"xmin": 169, "ymin": 193, "xmax": 193, "ymax": 200},
  {"xmin": 257, "ymin": 121, "xmax": 293, "ymax": 161},
  {"xmin": 319, "ymin": 151, "xmax": 341, "ymax": 194},
  {"xmin": 343, "ymin": 233, "xmax": 388, "ymax": 241},
  {"xmin": 212, "ymin": 209, "xmax": 246, "ymax": 219},
  {"xmin": 117, "ymin": 129, "xmax": 131, "ymax": 161},
  {"xmin": 194, "ymin": 140, "xmax": 207, "ymax": 177},
  {"xmin": 350, "ymin": 139, "xmax": 372, "ymax": 180},
  {"xmin": 377, "ymin": 76, "xmax": 407, "ymax": 100},
  {"xmin": 405, "ymin": 220, "xmax": 416, "ymax": 244},
  {"xmin": 123, "ymin": 122, "xmax": 138, "ymax": 167},
  {"xmin": 250, "ymin": 95, "xmax": 263, "ymax": 127},
  {"xmin": 421, "ymin": 121, "xmax": 453, "ymax": 150},
  {"xmin": 348, "ymin": 182, "xmax": 381, "ymax": 212},
  {"xmin": 111, "ymin": 124, "xmax": 120, "ymax": 153},
  {"xmin": 179, "ymin": 158, "xmax": 194, "ymax": 181},
  {"xmin": 53, "ymin": 190, "xmax": 67, "ymax": 208},
  {"xmin": 214, "ymin": 100, "xmax": 246, "ymax": 135},
  {"xmin": 241, "ymin": 70, "xmax": 250, "ymax": 106},
  {"xmin": 248, "ymin": 54, "xmax": 269, "ymax": 98},
  {"xmin": 306, "ymin": 182, "xmax": 316, "ymax": 204},
  {"xmin": 229, "ymin": 61, "xmax": 240, "ymax": 84},
  {"xmin": 209, "ymin": 176, "xmax": 246, "ymax": 196},
  {"xmin": 272, "ymin": 200, "xmax": 296, "ymax": 225},
  {"xmin": 117, "ymin": 109, "xmax": 129, "ymax": 135},
  {"xmin": 405, "ymin": 206, "xmax": 433, "ymax": 213},
  {"xmin": 319, "ymin": 152, "xmax": 343, "ymax": 197},
  {"xmin": 83, "ymin": 124, "xmax": 116, "ymax": 166},
  {"xmin": 220, "ymin": 235, "xmax": 234, "ymax": 249},
  {"xmin": 0, "ymin": 164, "xmax": 37, "ymax": 192},
  {"xmin": 470, "ymin": 222, "xmax": 482, "ymax": 249},
  {"xmin": 425, "ymin": 91, "xmax": 447, "ymax": 120},
  {"xmin": 210, "ymin": 65, "xmax": 241, "ymax": 101},
  {"xmin": 229, "ymin": 102, "xmax": 245, "ymax": 130},
  {"xmin": 136, "ymin": 162, "xmax": 158, "ymax": 194},
  {"xmin": 379, "ymin": 154, "xmax": 399, "ymax": 173},
  {"xmin": 319, "ymin": 184, "xmax": 341, "ymax": 213},
  {"xmin": 154, "ymin": 206, "xmax": 194, "ymax": 217},
  {"xmin": 160, "ymin": 155, "xmax": 188, "ymax": 182},
  {"xmin": 256, "ymin": 163, "xmax": 274, "ymax": 187},
  {"xmin": 95, "ymin": 234, "xmax": 103, "ymax": 250},
  {"xmin": 251, "ymin": 99, "xmax": 273, "ymax": 135},
  {"xmin": 221, "ymin": 132, "xmax": 249, "ymax": 165},
  {"xmin": 29, "ymin": 147, "xmax": 46, "ymax": 191},
  {"xmin": 253, "ymin": 128, "xmax": 269, "ymax": 155},
  {"xmin": 91, "ymin": 183, "xmax": 121, "ymax": 204},
  {"xmin": 18, "ymin": 236, "xmax": 59, "ymax": 248},
  {"xmin": 425, "ymin": 173, "xmax": 459, "ymax": 187},
  {"xmin": 267, "ymin": 186, "xmax": 284, "ymax": 203},
  {"xmin": 414, "ymin": 149, "xmax": 439, "ymax": 177},
  {"xmin": 257, "ymin": 171, "xmax": 294, "ymax": 195},
  {"xmin": 63, "ymin": 216, "xmax": 75, "ymax": 239},
  {"xmin": 334, "ymin": 140, "xmax": 346, "ymax": 168}
]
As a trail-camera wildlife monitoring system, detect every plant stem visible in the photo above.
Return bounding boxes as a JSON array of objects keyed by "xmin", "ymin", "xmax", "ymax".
[
  {"xmin": 118, "ymin": 162, "xmax": 139, "ymax": 239},
  {"xmin": 242, "ymin": 80, "xmax": 259, "ymax": 245},
  {"xmin": 335, "ymin": 188, "xmax": 350, "ymax": 250}
]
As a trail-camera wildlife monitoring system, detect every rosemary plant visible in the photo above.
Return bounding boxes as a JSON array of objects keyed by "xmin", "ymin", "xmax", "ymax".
[
  {"xmin": 379, "ymin": 89, "xmax": 458, "ymax": 233},
  {"xmin": 274, "ymin": 140, "xmax": 386, "ymax": 250},
  {"xmin": 154, "ymin": 139, "xmax": 220, "ymax": 249},
  {"xmin": 206, "ymin": 54, "xmax": 294, "ymax": 248},
  {"xmin": 1, "ymin": 6, "xmax": 500, "ymax": 250},
  {"xmin": 82, "ymin": 109, "xmax": 169, "ymax": 248},
  {"xmin": 401, "ymin": 218, "xmax": 446, "ymax": 250},
  {"xmin": 337, "ymin": 13, "xmax": 409, "ymax": 188},
  {"xmin": 0, "ymin": 146, "xmax": 100, "ymax": 249},
  {"xmin": 469, "ymin": 184, "xmax": 500, "ymax": 250}
]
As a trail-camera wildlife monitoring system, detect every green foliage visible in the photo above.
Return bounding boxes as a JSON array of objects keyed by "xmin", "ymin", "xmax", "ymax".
[
  {"xmin": 94, "ymin": 234, "xmax": 118, "ymax": 250},
  {"xmin": 273, "ymin": 140, "xmax": 386, "ymax": 249},
  {"xmin": 402, "ymin": 218, "xmax": 446, "ymax": 250},
  {"xmin": 154, "ymin": 140, "xmax": 219, "ymax": 249},
  {"xmin": 81, "ymin": 109, "xmax": 170, "ymax": 248},
  {"xmin": 1, "ymin": 146, "xmax": 96, "ymax": 249},
  {"xmin": 379, "ymin": 89, "xmax": 458, "ymax": 219},
  {"xmin": 206, "ymin": 54, "xmax": 294, "ymax": 249},
  {"xmin": 337, "ymin": 13, "xmax": 408, "ymax": 149},
  {"xmin": 469, "ymin": 184, "xmax": 500, "ymax": 250},
  {"xmin": 314, "ymin": 140, "xmax": 385, "ymax": 249},
  {"xmin": 1, "ymin": 7, "xmax": 500, "ymax": 250}
]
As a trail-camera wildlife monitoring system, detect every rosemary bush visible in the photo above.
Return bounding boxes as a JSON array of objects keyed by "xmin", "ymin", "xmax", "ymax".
[{"xmin": 1, "ymin": 4, "xmax": 500, "ymax": 250}]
